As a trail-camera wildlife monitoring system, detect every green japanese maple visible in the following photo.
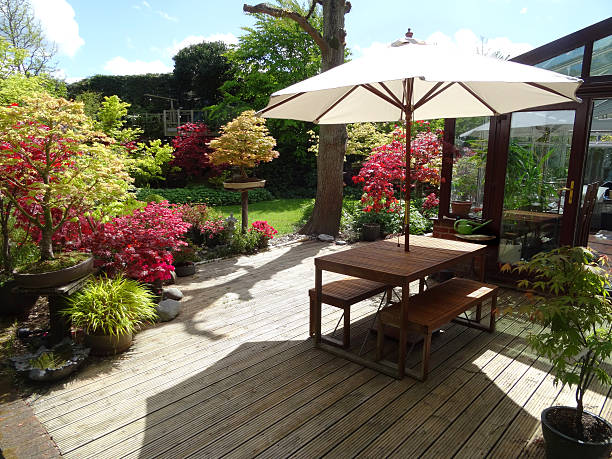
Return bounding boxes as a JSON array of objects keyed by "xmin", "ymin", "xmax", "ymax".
[{"xmin": 0, "ymin": 93, "xmax": 131, "ymax": 261}]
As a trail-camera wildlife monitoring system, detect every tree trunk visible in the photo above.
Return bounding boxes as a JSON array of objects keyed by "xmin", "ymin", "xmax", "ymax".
[
  {"xmin": 299, "ymin": 0, "xmax": 348, "ymax": 236},
  {"xmin": 40, "ymin": 228, "xmax": 54, "ymax": 261},
  {"xmin": 301, "ymin": 124, "xmax": 347, "ymax": 235},
  {"xmin": 0, "ymin": 198, "xmax": 11, "ymax": 271}
]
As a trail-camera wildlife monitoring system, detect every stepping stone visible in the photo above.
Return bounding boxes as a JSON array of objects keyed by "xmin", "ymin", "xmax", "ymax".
[
  {"xmin": 156, "ymin": 299, "xmax": 181, "ymax": 322},
  {"xmin": 318, "ymin": 234, "xmax": 334, "ymax": 242},
  {"xmin": 163, "ymin": 287, "xmax": 183, "ymax": 301}
]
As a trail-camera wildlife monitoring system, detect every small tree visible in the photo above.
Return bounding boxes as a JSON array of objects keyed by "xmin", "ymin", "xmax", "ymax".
[
  {"xmin": 0, "ymin": 93, "xmax": 131, "ymax": 261},
  {"xmin": 170, "ymin": 122, "xmax": 218, "ymax": 182},
  {"xmin": 210, "ymin": 110, "xmax": 279, "ymax": 180},
  {"xmin": 506, "ymin": 246, "xmax": 612, "ymax": 441}
]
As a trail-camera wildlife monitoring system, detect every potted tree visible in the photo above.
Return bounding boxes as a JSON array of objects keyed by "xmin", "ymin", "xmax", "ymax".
[
  {"xmin": 61, "ymin": 276, "xmax": 158, "ymax": 356},
  {"xmin": 0, "ymin": 94, "xmax": 130, "ymax": 287},
  {"xmin": 506, "ymin": 246, "xmax": 612, "ymax": 458},
  {"xmin": 172, "ymin": 243, "xmax": 197, "ymax": 277},
  {"xmin": 210, "ymin": 110, "xmax": 278, "ymax": 232}
]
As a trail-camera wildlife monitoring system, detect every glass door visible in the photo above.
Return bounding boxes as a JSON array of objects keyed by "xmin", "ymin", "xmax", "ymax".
[
  {"xmin": 579, "ymin": 99, "xmax": 612, "ymax": 255},
  {"xmin": 498, "ymin": 110, "xmax": 575, "ymax": 264}
]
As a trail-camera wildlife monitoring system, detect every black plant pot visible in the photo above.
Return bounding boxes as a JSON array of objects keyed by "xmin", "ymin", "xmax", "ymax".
[
  {"xmin": 541, "ymin": 406, "xmax": 612, "ymax": 459},
  {"xmin": 174, "ymin": 262, "xmax": 196, "ymax": 277},
  {"xmin": 362, "ymin": 223, "xmax": 380, "ymax": 242}
]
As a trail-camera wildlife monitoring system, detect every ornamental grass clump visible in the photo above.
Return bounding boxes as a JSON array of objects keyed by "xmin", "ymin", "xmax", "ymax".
[
  {"xmin": 209, "ymin": 110, "xmax": 279, "ymax": 180},
  {"xmin": 505, "ymin": 246, "xmax": 612, "ymax": 441},
  {"xmin": 62, "ymin": 276, "xmax": 158, "ymax": 337}
]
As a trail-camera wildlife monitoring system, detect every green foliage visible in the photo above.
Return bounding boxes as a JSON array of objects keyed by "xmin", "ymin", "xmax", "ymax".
[
  {"xmin": 136, "ymin": 186, "xmax": 274, "ymax": 206},
  {"xmin": 341, "ymin": 201, "xmax": 431, "ymax": 239},
  {"xmin": 29, "ymin": 351, "xmax": 68, "ymax": 370},
  {"xmin": 172, "ymin": 40, "xmax": 232, "ymax": 107},
  {"xmin": 452, "ymin": 144, "xmax": 486, "ymax": 201},
  {"xmin": 129, "ymin": 139, "xmax": 174, "ymax": 187},
  {"xmin": 75, "ymin": 91, "xmax": 103, "ymax": 118},
  {"xmin": 0, "ymin": 72, "xmax": 65, "ymax": 105},
  {"xmin": 509, "ymin": 246, "xmax": 612, "ymax": 435},
  {"xmin": 62, "ymin": 276, "xmax": 158, "ymax": 336}
]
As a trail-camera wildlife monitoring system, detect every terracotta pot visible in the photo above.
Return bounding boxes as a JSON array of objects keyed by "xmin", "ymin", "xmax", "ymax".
[
  {"xmin": 451, "ymin": 200, "xmax": 472, "ymax": 217},
  {"xmin": 541, "ymin": 406, "xmax": 612, "ymax": 459},
  {"xmin": 13, "ymin": 256, "xmax": 94, "ymax": 289},
  {"xmin": 84, "ymin": 331, "xmax": 133, "ymax": 356},
  {"xmin": 362, "ymin": 223, "xmax": 381, "ymax": 242},
  {"xmin": 223, "ymin": 179, "xmax": 266, "ymax": 190}
]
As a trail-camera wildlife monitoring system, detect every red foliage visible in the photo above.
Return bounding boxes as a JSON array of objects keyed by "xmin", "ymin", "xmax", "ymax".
[
  {"xmin": 422, "ymin": 192, "xmax": 440, "ymax": 209},
  {"xmin": 170, "ymin": 122, "xmax": 221, "ymax": 179},
  {"xmin": 82, "ymin": 202, "xmax": 191, "ymax": 283},
  {"xmin": 249, "ymin": 220, "xmax": 278, "ymax": 240},
  {"xmin": 352, "ymin": 125, "xmax": 442, "ymax": 213}
]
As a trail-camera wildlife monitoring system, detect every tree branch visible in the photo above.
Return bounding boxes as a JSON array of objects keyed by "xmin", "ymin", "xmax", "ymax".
[{"xmin": 243, "ymin": 3, "xmax": 329, "ymax": 55}]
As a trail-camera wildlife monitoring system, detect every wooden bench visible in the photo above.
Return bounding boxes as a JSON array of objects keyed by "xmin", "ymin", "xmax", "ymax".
[
  {"xmin": 309, "ymin": 278, "xmax": 392, "ymax": 348},
  {"xmin": 376, "ymin": 277, "xmax": 498, "ymax": 380}
]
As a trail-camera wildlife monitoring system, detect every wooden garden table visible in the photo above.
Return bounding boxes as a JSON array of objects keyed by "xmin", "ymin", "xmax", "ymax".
[{"xmin": 313, "ymin": 235, "xmax": 488, "ymax": 378}]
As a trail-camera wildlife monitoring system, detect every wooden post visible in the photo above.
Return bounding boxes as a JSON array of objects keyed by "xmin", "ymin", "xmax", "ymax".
[{"xmin": 241, "ymin": 190, "xmax": 248, "ymax": 233}]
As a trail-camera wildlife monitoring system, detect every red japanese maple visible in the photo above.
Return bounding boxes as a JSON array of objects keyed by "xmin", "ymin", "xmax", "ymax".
[
  {"xmin": 170, "ymin": 122, "xmax": 221, "ymax": 179},
  {"xmin": 352, "ymin": 125, "xmax": 442, "ymax": 213}
]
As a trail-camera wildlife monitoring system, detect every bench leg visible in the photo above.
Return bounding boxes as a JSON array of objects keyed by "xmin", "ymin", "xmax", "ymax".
[
  {"xmin": 343, "ymin": 307, "xmax": 351, "ymax": 348},
  {"xmin": 476, "ymin": 302, "xmax": 482, "ymax": 322},
  {"xmin": 398, "ymin": 327, "xmax": 407, "ymax": 379},
  {"xmin": 489, "ymin": 295, "xmax": 497, "ymax": 333},
  {"xmin": 419, "ymin": 278, "xmax": 425, "ymax": 293},
  {"xmin": 309, "ymin": 296, "xmax": 314, "ymax": 336},
  {"xmin": 420, "ymin": 332, "xmax": 432, "ymax": 381}
]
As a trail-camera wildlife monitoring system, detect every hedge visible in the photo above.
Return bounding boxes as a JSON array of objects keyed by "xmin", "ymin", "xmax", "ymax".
[{"xmin": 136, "ymin": 186, "xmax": 274, "ymax": 206}]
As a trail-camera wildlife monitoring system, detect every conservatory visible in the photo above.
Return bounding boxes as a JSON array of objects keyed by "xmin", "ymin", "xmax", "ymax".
[{"xmin": 434, "ymin": 17, "xmax": 612, "ymax": 278}]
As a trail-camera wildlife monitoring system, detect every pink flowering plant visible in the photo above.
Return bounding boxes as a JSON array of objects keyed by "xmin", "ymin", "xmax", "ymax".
[{"xmin": 249, "ymin": 220, "xmax": 277, "ymax": 247}]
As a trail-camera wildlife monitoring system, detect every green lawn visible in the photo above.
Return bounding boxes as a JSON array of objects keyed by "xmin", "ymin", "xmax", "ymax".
[{"xmin": 217, "ymin": 198, "xmax": 313, "ymax": 235}]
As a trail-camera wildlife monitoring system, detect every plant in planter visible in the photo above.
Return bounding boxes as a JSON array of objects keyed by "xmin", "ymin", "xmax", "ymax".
[
  {"xmin": 172, "ymin": 243, "xmax": 198, "ymax": 277},
  {"xmin": 249, "ymin": 220, "xmax": 278, "ymax": 249},
  {"xmin": 210, "ymin": 110, "xmax": 278, "ymax": 232},
  {"xmin": 61, "ymin": 276, "xmax": 158, "ymax": 356},
  {"xmin": 0, "ymin": 94, "xmax": 130, "ymax": 286},
  {"xmin": 506, "ymin": 246, "xmax": 612, "ymax": 458}
]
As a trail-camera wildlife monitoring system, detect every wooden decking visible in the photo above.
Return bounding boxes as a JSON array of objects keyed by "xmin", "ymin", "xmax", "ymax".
[{"xmin": 27, "ymin": 240, "xmax": 611, "ymax": 458}]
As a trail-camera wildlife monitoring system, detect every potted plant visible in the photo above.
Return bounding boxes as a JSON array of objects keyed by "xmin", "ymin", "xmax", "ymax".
[
  {"xmin": 506, "ymin": 247, "xmax": 612, "ymax": 458},
  {"xmin": 210, "ymin": 110, "xmax": 278, "ymax": 232},
  {"xmin": 61, "ymin": 276, "xmax": 158, "ymax": 355},
  {"xmin": 172, "ymin": 244, "xmax": 197, "ymax": 277},
  {"xmin": 0, "ymin": 94, "xmax": 130, "ymax": 287},
  {"xmin": 450, "ymin": 193, "xmax": 472, "ymax": 217}
]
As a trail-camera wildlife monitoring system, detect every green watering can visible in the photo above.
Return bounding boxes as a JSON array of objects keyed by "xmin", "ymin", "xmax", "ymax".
[{"xmin": 454, "ymin": 219, "xmax": 492, "ymax": 235}]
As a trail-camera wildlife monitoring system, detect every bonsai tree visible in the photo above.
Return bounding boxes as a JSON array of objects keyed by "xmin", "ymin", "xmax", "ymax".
[
  {"xmin": 209, "ymin": 110, "xmax": 278, "ymax": 181},
  {"xmin": 505, "ymin": 246, "xmax": 612, "ymax": 442},
  {"xmin": 0, "ymin": 94, "xmax": 131, "ymax": 261}
]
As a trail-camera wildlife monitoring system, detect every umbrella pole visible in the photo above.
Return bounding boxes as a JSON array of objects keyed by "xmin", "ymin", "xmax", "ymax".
[{"xmin": 404, "ymin": 79, "xmax": 413, "ymax": 252}]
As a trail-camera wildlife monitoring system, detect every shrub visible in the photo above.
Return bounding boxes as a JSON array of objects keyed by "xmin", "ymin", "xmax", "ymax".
[
  {"xmin": 62, "ymin": 276, "xmax": 158, "ymax": 336},
  {"xmin": 135, "ymin": 186, "xmax": 273, "ymax": 206},
  {"xmin": 83, "ymin": 202, "xmax": 190, "ymax": 283},
  {"xmin": 170, "ymin": 122, "xmax": 220, "ymax": 180}
]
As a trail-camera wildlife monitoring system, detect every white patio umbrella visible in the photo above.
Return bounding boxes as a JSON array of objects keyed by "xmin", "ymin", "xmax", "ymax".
[{"xmin": 258, "ymin": 35, "xmax": 583, "ymax": 250}]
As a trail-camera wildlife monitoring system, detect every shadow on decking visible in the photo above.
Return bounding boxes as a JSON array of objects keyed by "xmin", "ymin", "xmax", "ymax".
[
  {"xmin": 173, "ymin": 241, "xmax": 342, "ymax": 341},
  {"xmin": 131, "ymin": 309, "xmax": 610, "ymax": 458}
]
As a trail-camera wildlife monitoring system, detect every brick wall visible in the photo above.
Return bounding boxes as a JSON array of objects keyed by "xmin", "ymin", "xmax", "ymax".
[{"xmin": 432, "ymin": 217, "xmax": 460, "ymax": 241}]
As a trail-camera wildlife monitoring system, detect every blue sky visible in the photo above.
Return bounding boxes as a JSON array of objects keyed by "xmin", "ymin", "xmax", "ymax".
[{"xmin": 30, "ymin": 0, "xmax": 611, "ymax": 82}]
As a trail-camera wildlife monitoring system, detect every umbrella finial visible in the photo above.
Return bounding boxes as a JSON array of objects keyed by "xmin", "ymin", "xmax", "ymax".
[{"xmin": 406, "ymin": 28, "xmax": 413, "ymax": 38}]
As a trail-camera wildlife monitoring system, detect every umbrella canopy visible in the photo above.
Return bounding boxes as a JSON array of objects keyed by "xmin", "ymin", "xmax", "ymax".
[{"xmin": 259, "ymin": 39, "xmax": 583, "ymax": 250}]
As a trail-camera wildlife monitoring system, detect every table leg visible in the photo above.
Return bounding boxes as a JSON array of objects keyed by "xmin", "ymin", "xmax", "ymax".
[
  {"xmin": 314, "ymin": 267, "xmax": 322, "ymax": 346},
  {"xmin": 475, "ymin": 253, "xmax": 486, "ymax": 322},
  {"xmin": 397, "ymin": 283, "xmax": 409, "ymax": 379}
]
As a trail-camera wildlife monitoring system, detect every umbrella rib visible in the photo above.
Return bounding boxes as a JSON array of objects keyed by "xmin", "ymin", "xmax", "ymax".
[
  {"xmin": 413, "ymin": 82, "xmax": 447, "ymax": 110},
  {"xmin": 458, "ymin": 82, "xmax": 499, "ymax": 115},
  {"xmin": 361, "ymin": 84, "xmax": 405, "ymax": 110},
  {"xmin": 314, "ymin": 86, "xmax": 359, "ymax": 123},
  {"xmin": 378, "ymin": 82, "xmax": 404, "ymax": 108},
  {"xmin": 258, "ymin": 92, "xmax": 306, "ymax": 115},
  {"xmin": 525, "ymin": 82, "xmax": 576, "ymax": 101}
]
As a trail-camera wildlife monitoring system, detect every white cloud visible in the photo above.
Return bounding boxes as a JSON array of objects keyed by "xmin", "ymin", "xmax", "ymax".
[
  {"xmin": 157, "ymin": 10, "xmax": 178, "ymax": 22},
  {"xmin": 425, "ymin": 28, "xmax": 533, "ymax": 58},
  {"xmin": 164, "ymin": 33, "xmax": 239, "ymax": 57},
  {"xmin": 31, "ymin": 0, "xmax": 84, "ymax": 57},
  {"xmin": 520, "ymin": 7, "xmax": 528, "ymax": 14},
  {"xmin": 352, "ymin": 41, "xmax": 389, "ymax": 59},
  {"xmin": 142, "ymin": 0, "xmax": 150, "ymax": 8},
  {"xmin": 103, "ymin": 56, "xmax": 172, "ymax": 75}
]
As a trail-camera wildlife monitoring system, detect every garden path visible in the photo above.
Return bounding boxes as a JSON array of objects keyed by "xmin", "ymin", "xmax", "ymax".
[{"xmin": 26, "ymin": 240, "xmax": 611, "ymax": 458}]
